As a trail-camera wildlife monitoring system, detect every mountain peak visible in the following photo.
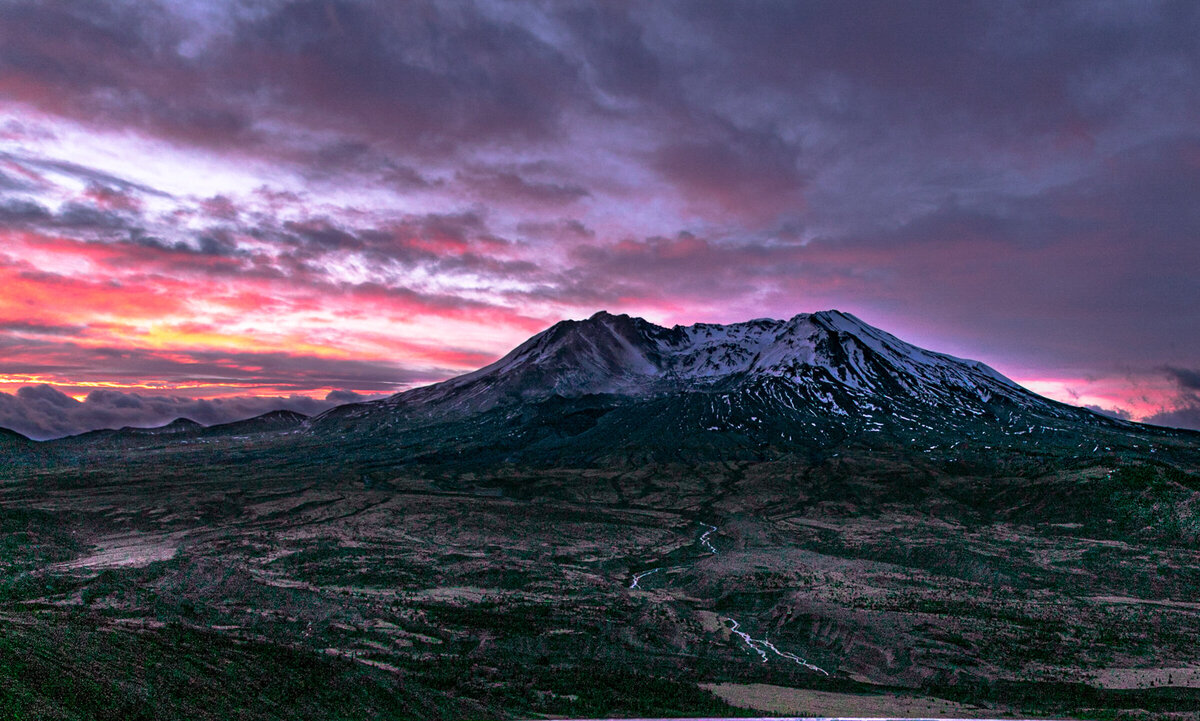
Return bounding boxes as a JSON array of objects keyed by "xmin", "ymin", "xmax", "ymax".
[
  {"xmin": 389, "ymin": 310, "xmax": 1034, "ymax": 414},
  {"xmin": 318, "ymin": 309, "xmax": 1130, "ymax": 447},
  {"xmin": 587, "ymin": 309, "xmax": 626, "ymax": 321},
  {"xmin": 122, "ymin": 417, "xmax": 204, "ymax": 435}
]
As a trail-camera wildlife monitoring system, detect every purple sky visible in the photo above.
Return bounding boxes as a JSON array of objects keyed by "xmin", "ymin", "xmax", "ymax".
[{"xmin": 0, "ymin": 0, "xmax": 1198, "ymax": 439}]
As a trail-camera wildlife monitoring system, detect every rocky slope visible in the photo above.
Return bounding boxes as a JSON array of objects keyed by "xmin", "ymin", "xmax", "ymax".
[{"xmin": 312, "ymin": 310, "xmax": 1146, "ymax": 460}]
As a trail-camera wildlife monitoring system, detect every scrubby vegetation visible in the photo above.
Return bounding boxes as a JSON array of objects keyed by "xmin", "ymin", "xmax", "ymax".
[{"xmin": 2, "ymin": 407, "xmax": 1199, "ymax": 719}]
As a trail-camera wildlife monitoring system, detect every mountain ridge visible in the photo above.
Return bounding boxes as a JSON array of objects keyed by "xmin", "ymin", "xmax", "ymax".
[
  {"xmin": 306, "ymin": 309, "xmax": 1183, "ymax": 469},
  {"xmin": 0, "ymin": 426, "xmax": 31, "ymax": 445},
  {"xmin": 325, "ymin": 309, "xmax": 1107, "ymax": 427},
  {"xmin": 44, "ymin": 411, "xmax": 309, "ymax": 446}
]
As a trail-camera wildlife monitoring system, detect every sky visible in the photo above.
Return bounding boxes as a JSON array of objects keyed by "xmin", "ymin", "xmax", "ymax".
[{"xmin": 0, "ymin": 0, "xmax": 1198, "ymax": 439}]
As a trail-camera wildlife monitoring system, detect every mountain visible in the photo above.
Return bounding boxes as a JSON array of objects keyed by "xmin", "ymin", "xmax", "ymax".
[
  {"xmin": 7, "ymin": 312, "xmax": 1200, "ymax": 721},
  {"xmin": 124, "ymin": 417, "xmax": 205, "ymax": 436},
  {"xmin": 398, "ymin": 310, "xmax": 1063, "ymax": 413},
  {"xmin": 0, "ymin": 426, "xmax": 31, "ymax": 446},
  {"xmin": 313, "ymin": 310, "xmax": 1183, "ymax": 467},
  {"xmin": 0, "ymin": 427, "xmax": 34, "ymax": 474},
  {"xmin": 49, "ymin": 412, "xmax": 307, "ymax": 451},
  {"xmin": 203, "ymin": 410, "xmax": 308, "ymax": 437},
  {"xmin": 60, "ymin": 417, "xmax": 205, "ymax": 444}
]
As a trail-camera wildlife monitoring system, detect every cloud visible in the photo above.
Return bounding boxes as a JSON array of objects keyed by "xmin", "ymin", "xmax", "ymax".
[
  {"xmin": 299, "ymin": 141, "xmax": 443, "ymax": 194},
  {"xmin": 325, "ymin": 389, "xmax": 377, "ymax": 403},
  {"xmin": 0, "ymin": 169, "xmax": 33, "ymax": 192},
  {"xmin": 83, "ymin": 182, "xmax": 142, "ymax": 211},
  {"xmin": 1083, "ymin": 404, "xmax": 1132, "ymax": 421},
  {"xmin": 1141, "ymin": 366, "xmax": 1200, "ymax": 431},
  {"xmin": 1, "ymin": 152, "xmax": 170, "ymax": 197},
  {"xmin": 0, "ymin": 384, "xmax": 350, "ymax": 440},
  {"xmin": 0, "ymin": 321, "xmax": 87, "ymax": 336},
  {"xmin": 0, "ymin": 0, "xmax": 1198, "ymax": 427},
  {"xmin": 0, "ymin": 199, "xmax": 53, "ymax": 224},
  {"xmin": 0, "ymin": 338, "xmax": 453, "ymax": 393},
  {"xmin": 516, "ymin": 219, "xmax": 595, "ymax": 240},
  {"xmin": 457, "ymin": 166, "xmax": 590, "ymax": 207},
  {"xmin": 1164, "ymin": 366, "xmax": 1200, "ymax": 392},
  {"xmin": 0, "ymin": 0, "xmax": 588, "ymax": 166},
  {"xmin": 1143, "ymin": 406, "xmax": 1200, "ymax": 432},
  {"xmin": 679, "ymin": 0, "xmax": 1200, "ymax": 147},
  {"xmin": 4, "ymin": 1, "xmax": 1199, "ymax": 187},
  {"xmin": 652, "ymin": 125, "xmax": 805, "ymax": 222}
]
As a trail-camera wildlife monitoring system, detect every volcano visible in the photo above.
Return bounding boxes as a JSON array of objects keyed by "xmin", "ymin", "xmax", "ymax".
[{"xmin": 311, "ymin": 310, "xmax": 1172, "ymax": 467}]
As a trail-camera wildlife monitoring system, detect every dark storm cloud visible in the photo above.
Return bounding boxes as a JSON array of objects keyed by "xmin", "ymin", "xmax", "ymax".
[
  {"xmin": 0, "ymin": 1, "xmax": 258, "ymax": 149},
  {"xmin": 565, "ymin": 233, "xmax": 796, "ymax": 301},
  {"xmin": 3, "ymin": 1, "xmax": 1198, "ymax": 165},
  {"xmin": 5, "ymin": 0, "xmax": 1198, "ymax": 213},
  {"xmin": 678, "ymin": 0, "xmax": 1200, "ymax": 138},
  {"xmin": 0, "ymin": 198, "xmax": 52, "ymax": 223},
  {"xmin": 0, "ymin": 0, "xmax": 586, "ymax": 166},
  {"xmin": 83, "ymin": 182, "xmax": 142, "ymax": 211},
  {"xmin": 0, "ymin": 198, "xmax": 149, "ymax": 241},
  {"xmin": 1164, "ymin": 367, "xmax": 1200, "ymax": 392},
  {"xmin": 0, "ymin": 184, "xmax": 535, "ymax": 304},
  {"xmin": 0, "ymin": 154, "xmax": 167, "ymax": 238},
  {"xmin": 0, "ymin": 197, "xmax": 244, "ymax": 262},
  {"xmin": 1145, "ymin": 367, "xmax": 1200, "ymax": 431},
  {"xmin": 325, "ymin": 389, "xmax": 374, "ymax": 403},
  {"xmin": 229, "ymin": 0, "xmax": 582, "ymax": 151},
  {"xmin": 55, "ymin": 201, "xmax": 136, "ymax": 230},
  {"xmin": 269, "ymin": 211, "xmax": 546, "ymax": 290},
  {"xmin": 1144, "ymin": 407, "xmax": 1200, "ymax": 432},
  {"xmin": 199, "ymin": 195, "xmax": 239, "ymax": 220},
  {"xmin": 1083, "ymin": 405, "xmax": 1133, "ymax": 421},
  {"xmin": 281, "ymin": 218, "xmax": 367, "ymax": 252}
]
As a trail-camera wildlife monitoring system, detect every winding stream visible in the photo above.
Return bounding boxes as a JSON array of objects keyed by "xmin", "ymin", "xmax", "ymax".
[
  {"xmin": 724, "ymin": 617, "xmax": 828, "ymax": 674},
  {"xmin": 627, "ymin": 519, "xmax": 827, "ymax": 675},
  {"xmin": 629, "ymin": 567, "xmax": 661, "ymax": 589},
  {"xmin": 698, "ymin": 522, "xmax": 720, "ymax": 555}
]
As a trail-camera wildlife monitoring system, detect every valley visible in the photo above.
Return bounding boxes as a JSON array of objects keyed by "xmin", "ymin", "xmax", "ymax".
[
  {"xmin": 5, "ymin": 431, "xmax": 1200, "ymax": 719},
  {"xmin": 3, "ymin": 311, "xmax": 1200, "ymax": 719}
]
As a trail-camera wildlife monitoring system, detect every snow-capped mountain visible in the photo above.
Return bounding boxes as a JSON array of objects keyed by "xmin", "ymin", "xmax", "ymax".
[{"xmin": 316, "ymin": 310, "xmax": 1116, "ymax": 447}]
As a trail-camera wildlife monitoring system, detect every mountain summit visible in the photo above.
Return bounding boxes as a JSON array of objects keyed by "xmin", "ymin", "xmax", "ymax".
[
  {"xmin": 397, "ymin": 309, "xmax": 1024, "ymax": 411},
  {"xmin": 315, "ymin": 310, "xmax": 1136, "ymax": 459}
]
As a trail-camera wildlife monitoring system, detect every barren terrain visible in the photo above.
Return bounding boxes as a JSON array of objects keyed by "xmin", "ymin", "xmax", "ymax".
[{"xmin": 3, "ymin": 420, "xmax": 1200, "ymax": 719}]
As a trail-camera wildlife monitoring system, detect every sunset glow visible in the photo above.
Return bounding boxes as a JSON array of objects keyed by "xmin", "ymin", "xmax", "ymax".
[{"xmin": 1, "ymin": 1, "xmax": 1198, "ymax": 438}]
